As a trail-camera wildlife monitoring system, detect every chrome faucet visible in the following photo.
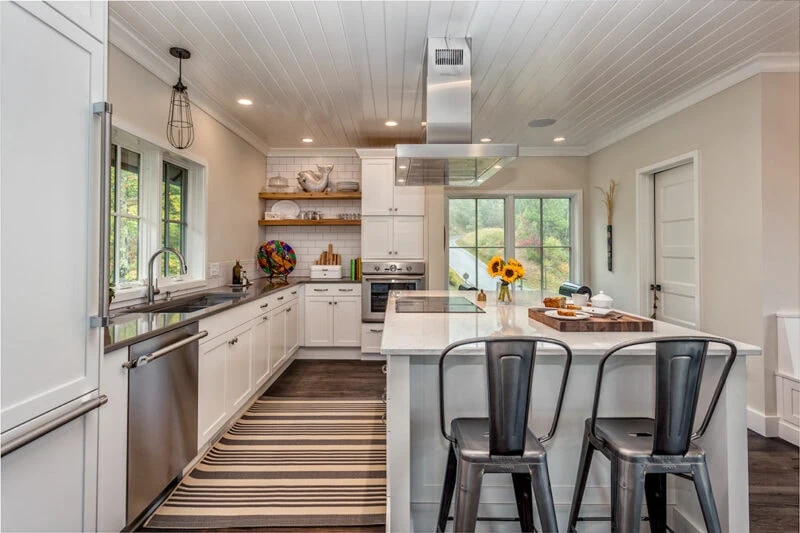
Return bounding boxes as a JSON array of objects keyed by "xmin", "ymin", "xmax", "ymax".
[{"xmin": 147, "ymin": 247, "xmax": 188, "ymax": 304}]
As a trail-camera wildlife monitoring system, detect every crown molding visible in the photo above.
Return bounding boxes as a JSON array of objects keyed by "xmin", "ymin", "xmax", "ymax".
[
  {"xmin": 587, "ymin": 52, "xmax": 800, "ymax": 155},
  {"xmin": 518, "ymin": 146, "xmax": 589, "ymax": 157},
  {"xmin": 268, "ymin": 148, "xmax": 359, "ymax": 158},
  {"xmin": 108, "ymin": 15, "xmax": 270, "ymax": 156}
]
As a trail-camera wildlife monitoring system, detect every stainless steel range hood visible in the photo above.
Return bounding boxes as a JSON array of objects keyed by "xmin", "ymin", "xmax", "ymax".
[{"xmin": 395, "ymin": 38, "xmax": 518, "ymax": 186}]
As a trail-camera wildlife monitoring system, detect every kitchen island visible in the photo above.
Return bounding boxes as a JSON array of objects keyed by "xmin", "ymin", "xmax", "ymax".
[{"xmin": 381, "ymin": 290, "xmax": 761, "ymax": 533}]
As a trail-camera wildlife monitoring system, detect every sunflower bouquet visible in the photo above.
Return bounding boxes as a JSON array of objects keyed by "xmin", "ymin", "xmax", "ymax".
[{"xmin": 487, "ymin": 256, "xmax": 525, "ymax": 304}]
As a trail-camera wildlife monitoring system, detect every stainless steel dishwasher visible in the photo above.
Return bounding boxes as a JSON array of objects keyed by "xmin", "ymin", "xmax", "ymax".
[{"xmin": 125, "ymin": 322, "xmax": 207, "ymax": 524}]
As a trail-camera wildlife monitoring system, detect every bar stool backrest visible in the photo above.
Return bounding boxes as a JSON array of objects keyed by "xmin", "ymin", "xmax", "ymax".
[
  {"xmin": 652, "ymin": 339, "xmax": 709, "ymax": 455},
  {"xmin": 590, "ymin": 336, "xmax": 738, "ymax": 456},
  {"xmin": 485, "ymin": 339, "xmax": 537, "ymax": 455},
  {"xmin": 439, "ymin": 336, "xmax": 573, "ymax": 455}
]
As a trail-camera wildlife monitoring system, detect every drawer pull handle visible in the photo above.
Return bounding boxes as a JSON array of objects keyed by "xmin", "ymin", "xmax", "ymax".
[
  {"xmin": 1, "ymin": 395, "xmax": 108, "ymax": 457},
  {"xmin": 260, "ymin": 302, "xmax": 269, "ymax": 309},
  {"xmin": 369, "ymin": 328, "xmax": 383, "ymax": 333},
  {"xmin": 286, "ymin": 307, "xmax": 292, "ymax": 312},
  {"xmin": 277, "ymin": 296, "xmax": 284, "ymax": 301},
  {"xmin": 313, "ymin": 288, "xmax": 329, "ymax": 292},
  {"xmin": 339, "ymin": 288, "xmax": 354, "ymax": 292},
  {"xmin": 228, "ymin": 337, "xmax": 239, "ymax": 345},
  {"xmin": 291, "ymin": 291, "xmax": 297, "ymax": 295}
]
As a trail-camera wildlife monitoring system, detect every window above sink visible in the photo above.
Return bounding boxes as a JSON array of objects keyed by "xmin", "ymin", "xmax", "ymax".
[{"xmin": 109, "ymin": 128, "xmax": 207, "ymax": 305}]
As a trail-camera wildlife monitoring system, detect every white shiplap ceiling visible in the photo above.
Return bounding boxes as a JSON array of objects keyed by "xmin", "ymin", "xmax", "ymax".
[{"xmin": 109, "ymin": 1, "xmax": 800, "ymax": 153}]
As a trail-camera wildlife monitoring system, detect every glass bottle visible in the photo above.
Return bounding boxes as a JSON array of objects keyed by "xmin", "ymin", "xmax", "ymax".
[{"xmin": 232, "ymin": 260, "xmax": 242, "ymax": 285}]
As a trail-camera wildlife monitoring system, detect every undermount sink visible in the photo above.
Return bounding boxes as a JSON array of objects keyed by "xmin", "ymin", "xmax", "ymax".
[{"xmin": 119, "ymin": 292, "xmax": 245, "ymax": 315}]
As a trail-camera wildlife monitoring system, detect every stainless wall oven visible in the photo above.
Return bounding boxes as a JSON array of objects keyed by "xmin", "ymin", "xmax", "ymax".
[{"xmin": 362, "ymin": 261, "xmax": 426, "ymax": 322}]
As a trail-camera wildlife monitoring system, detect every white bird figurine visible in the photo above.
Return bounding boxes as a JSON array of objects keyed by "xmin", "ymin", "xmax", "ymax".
[{"xmin": 297, "ymin": 165, "xmax": 333, "ymax": 192}]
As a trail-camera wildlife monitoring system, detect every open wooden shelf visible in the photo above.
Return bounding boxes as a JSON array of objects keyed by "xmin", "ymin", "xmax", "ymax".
[
  {"xmin": 258, "ymin": 219, "xmax": 362, "ymax": 227},
  {"xmin": 258, "ymin": 191, "xmax": 361, "ymax": 200}
]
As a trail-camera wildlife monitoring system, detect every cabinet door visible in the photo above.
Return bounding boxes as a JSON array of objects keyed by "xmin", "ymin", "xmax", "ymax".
[
  {"xmin": 198, "ymin": 337, "xmax": 228, "ymax": 449},
  {"xmin": 393, "ymin": 217, "xmax": 425, "ymax": 260},
  {"xmin": 252, "ymin": 314, "xmax": 271, "ymax": 388},
  {"xmin": 333, "ymin": 297, "xmax": 362, "ymax": 347},
  {"xmin": 361, "ymin": 158, "xmax": 395, "ymax": 215},
  {"xmin": 361, "ymin": 217, "xmax": 395, "ymax": 260},
  {"xmin": 393, "ymin": 184, "xmax": 425, "ymax": 216},
  {"xmin": 304, "ymin": 297, "xmax": 334, "ymax": 347},
  {"xmin": 226, "ymin": 325, "xmax": 253, "ymax": 414},
  {"xmin": 1, "ymin": 1, "xmax": 105, "ymax": 432},
  {"xmin": 1, "ymin": 391, "xmax": 101, "ymax": 532},
  {"xmin": 285, "ymin": 304, "xmax": 299, "ymax": 355},
  {"xmin": 47, "ymin": 1, "xmax": 107, "ymax": 42},
  {"xmin": 269, "ymin": 308, "xmax": 287, "ymax": 371}
]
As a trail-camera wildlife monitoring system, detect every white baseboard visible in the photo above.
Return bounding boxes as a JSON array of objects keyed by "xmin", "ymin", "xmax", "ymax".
[
  {"xmin": 778, "ymin": 420, "xmax": 800, "ymax": 446},
  {"xmin": 360, "ymin": 353, "xmax": 386, "ymax": 361},
  {"xmin": 295, "ymin": 347, "xmax": 362, "ymax": 360},
  {"xmin": 747, "ymin": 407, "xmax": 780, "ymax": 437}
]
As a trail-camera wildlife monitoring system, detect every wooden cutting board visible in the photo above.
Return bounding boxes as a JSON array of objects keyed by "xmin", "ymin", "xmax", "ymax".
[{"xmin": 528, "ymin": 308, "xmax": 654, "ymax": 332}]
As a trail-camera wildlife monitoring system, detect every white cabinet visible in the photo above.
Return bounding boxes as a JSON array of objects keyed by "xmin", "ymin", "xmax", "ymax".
[
  {"xmin": 252, "ymin": 313, "xmax": 271, "ymax": 387},
  {"xmin": 304, "ymin": 288, "xmax": 362, "ymax": 347},
  {"xmin": 269, "ymin": 306, "xmax": 287, "ymax": 371},
  {"xmin": 361, "ymin": 157, "xmax": 425, "ymax": 216},
  {"xmin": 198, "ymin": 336, "xmax": 229, "ymax": 449},
  {"xmin": 1, "ymin": 0, "xmax": 105, "ymax": 433},
  {"xmin": 305, "ymin": 297, "xmax": 335, "ymax": 347},
  {"xmin": 361, "ymin": 324, "xmax": 385, "ymax": 354},
  {"xmin": 393, "ymin": 217, "xmax": 425, "ymax": 259},
  {"xmin": 362, "ymin": 216, "xmax": 424, "ymax": 260},
  {"xmin": 333, "ymin": 297, "xmax": 362, "ymax": 347},
  {"xmin": 1, "ymin": 2, "xmax": 106, "ymax": 529},
  {"xmin": 226, "ymin": 324, "xmax": 253, "ymax": 414}
]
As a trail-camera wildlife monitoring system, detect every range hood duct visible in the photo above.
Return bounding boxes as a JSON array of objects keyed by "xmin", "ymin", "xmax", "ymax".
[{"xmin": 395, "ymin": 38, "xmax": 518, "ymax": 186}]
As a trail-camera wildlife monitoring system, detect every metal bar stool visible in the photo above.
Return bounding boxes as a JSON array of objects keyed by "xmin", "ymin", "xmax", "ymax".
[
  {"xmin": 567, "ymin": 336, "xmax": 738, "ymax": 533},
  {"xmin": 436, "ymin": 336, "xmax": 573, "ymax": 533}
]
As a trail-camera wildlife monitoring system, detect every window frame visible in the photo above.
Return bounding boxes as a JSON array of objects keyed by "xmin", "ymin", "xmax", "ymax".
[
  {"xmin": 109, "ymin": 127, "xmax": 207, "ymax": 304},
  {"xmin": 446, "ymin": 190, "xmax": 583, "ymax": 293},
  {"xmin": 161, "ymin": 159, "xmax": 189, "ymax": 277},
  {"xmin": 109, "ymin": 142, "xmax": 143, "ymax": 288}
]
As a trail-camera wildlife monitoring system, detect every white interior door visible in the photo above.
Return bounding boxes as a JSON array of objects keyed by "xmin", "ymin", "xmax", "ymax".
[{"xmin": 654, "ymin": 163, "xmax": 697, "ymax": 328}]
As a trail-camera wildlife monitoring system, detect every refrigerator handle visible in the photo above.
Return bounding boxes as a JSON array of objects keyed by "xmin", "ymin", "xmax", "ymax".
[{"xmin": 91, "ymin": 102, "xmax": 113, "ymax": 328}]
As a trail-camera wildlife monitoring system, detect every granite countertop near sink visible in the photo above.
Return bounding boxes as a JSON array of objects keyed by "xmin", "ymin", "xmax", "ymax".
[{"xmin": 103, "ymin": 276, "xmax": 358, "ymax": 353}]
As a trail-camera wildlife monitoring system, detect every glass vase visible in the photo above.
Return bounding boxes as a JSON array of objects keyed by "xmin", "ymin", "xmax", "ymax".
[{"xmin": 496, "ymin": 280, "xmax": 514, "ymax": 305}]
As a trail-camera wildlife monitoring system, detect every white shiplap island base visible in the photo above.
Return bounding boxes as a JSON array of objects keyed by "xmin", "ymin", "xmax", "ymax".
[{"xmin": 381, "ymin": 291, "xmax": 761, "ymax": 533}]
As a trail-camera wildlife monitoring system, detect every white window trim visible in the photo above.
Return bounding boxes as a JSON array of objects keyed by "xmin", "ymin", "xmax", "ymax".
[
  {"xmin": 110, "ymin": 127, "xmax": 207, "ymax": 303},
  {"xmin": 444, "ymin": 189, "xmax": 583, "ymax": 290}
]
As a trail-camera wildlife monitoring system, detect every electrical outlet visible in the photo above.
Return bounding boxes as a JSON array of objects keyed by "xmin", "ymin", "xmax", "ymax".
[{"xmin": 209, "ymin": 263, "xmax": 220, "ymax": 277}]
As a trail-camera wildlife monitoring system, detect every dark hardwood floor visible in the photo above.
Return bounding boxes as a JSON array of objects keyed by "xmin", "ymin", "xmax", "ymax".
[
  {"xmin": 144, "ymin": 361, "xmax": 799, "ymax": 532},
  {"xmin": 748, "ymin": 430, "xmax": 799, "ymax": 533}
]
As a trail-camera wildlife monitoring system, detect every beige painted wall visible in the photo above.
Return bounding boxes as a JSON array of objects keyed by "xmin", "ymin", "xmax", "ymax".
[
  {"xmin": 588, "ymin": 73, "xmax": 800, "ymax": 420},
  {"xmin": 425, "ymin": 157, "xmax": 590, "ymax": 289},
  {"xmin": 108, "ymin": 45, "xmax": 266, "ymax": 275},
  {"xmin": 760, "ymin": 72, "xmax": 800, "ymax": 416}
]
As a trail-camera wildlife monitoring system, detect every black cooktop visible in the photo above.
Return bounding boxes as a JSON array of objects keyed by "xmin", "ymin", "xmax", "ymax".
[{"xmin": 395, "ymin": 296, "xmax": 485, "ymax": 314}]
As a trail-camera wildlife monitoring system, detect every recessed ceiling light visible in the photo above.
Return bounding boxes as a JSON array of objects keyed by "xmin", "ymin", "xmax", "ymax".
[
  {"xmin": 398, "ymin": 165, "xmax": 407, "ymax": 169},
  {"xmin": 237, "ymin": 98, "xmax": 253, "ymax": 106},
  {"xmin": 480, "ymin": 137, "xmax": 492, "ymax": 143},
  {"xmin": 494, "ymin": 165, "xmax": 502, "ymax": 169},
  {"xmin": 553, "ymin": 136, "xmax": 566, "ymax": 143},
  {"xmin": 385, "ymin": 120, "xmax": 398, "ymax": 127},
  {"xmin": 301, "ymin": 138, "xmax": 313, "ymax": 143},
  {"xmin": 528, "ymin": 118, "xmax": 557, "ymax": 128},
  {"xmin": 421, "ymin": 121, "xmax": 427, "ymax": 127}
]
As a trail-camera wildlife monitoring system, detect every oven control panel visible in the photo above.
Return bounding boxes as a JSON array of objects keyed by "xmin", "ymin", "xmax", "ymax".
[{"xmin": 362, "ymin": 261, "xmax": 426, "ymax": 275}]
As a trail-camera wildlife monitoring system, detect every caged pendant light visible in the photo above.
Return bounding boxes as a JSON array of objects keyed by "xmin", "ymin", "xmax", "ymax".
[{"xmin": 166, "ymin": 47, "xmax": 194, "ymax": 150}]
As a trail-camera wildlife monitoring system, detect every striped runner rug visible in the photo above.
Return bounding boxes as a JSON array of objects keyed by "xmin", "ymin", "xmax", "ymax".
[{"xmin": 144, "ymin": 397, "xmax": 386, "ymax": 529}]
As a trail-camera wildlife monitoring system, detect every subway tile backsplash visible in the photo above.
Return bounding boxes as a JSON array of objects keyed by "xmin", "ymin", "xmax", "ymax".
[{"xmin": 263, "ymin": 152, "xmax": 362, "ymax": 278}]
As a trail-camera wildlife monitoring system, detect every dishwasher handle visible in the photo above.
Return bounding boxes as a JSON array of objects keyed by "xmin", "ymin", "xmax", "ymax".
[{"xmin": 123, "ymin": 330, "xmax": 208, "ymax": 369}]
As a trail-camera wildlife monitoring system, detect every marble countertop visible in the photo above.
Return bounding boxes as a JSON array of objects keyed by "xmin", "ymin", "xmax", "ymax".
[
  {"xmin": 380, "ymin": 290, "xmax": 761, "ymax": 357},
  {"xmin": 104, "ymin": 276, "xmax": 358, "ymax": 352}
]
